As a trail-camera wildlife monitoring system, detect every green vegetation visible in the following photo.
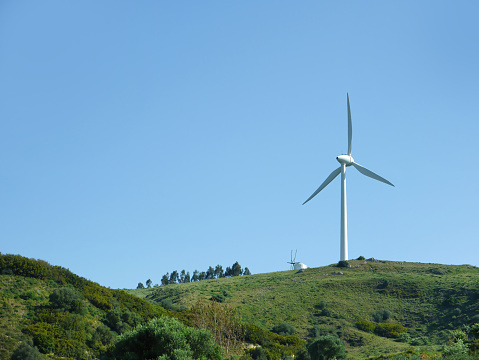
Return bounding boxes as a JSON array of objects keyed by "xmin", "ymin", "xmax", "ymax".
[
  {"xmin": 133, "ymin": 258, "xmax": 479, "ymax": 359},
  {"xmin": 2, "ymin": 252, "xmax": 479, "ymax": 359},
  {"xmin": 109, "ymin": 316, "xmax": 223, "ymax": 360}
]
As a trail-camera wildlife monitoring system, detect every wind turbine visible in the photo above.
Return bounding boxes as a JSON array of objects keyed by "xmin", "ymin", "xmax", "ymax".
[{"xmin": 302, "ymin": 94, "xmax": 394, "ymax": 261}]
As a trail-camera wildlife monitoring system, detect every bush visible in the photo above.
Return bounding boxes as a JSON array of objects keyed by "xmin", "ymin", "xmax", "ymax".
[
  {"xmin": 49, "ymin": 287, "xmax": 83, "ymax": 313},
  {"xmin": 112, "ymin": 316, "xmax": 223, "ymax": 360},
  {"xmin": 356, "ymin": 320, "xmax": 375, "ymax": 333},
  {"xmin": 105, "ymin": 308, "xmax": 144, "ymax": 334},
  {"xmin": 443, "ymin": 339, "xmax": 469, "ymax": 358},
  {"xmin": 272, "ymin": 322, "xmax": 296, "ymax": 336},
  {"xmin": 357, "ymin": 256, "xmax": 365, "ymax": 260},
  {"xmin": 410, "ymin": 336, "xmax": 429, "ymax": 345},
  {"xmin": 308, "ymin": 335, "xmax": 346, "ymax": 360},
  {"xmin": 471, "ymin": 323, "xmax": 479, "ymax": 339},
  {"xmin": 374, "ymin": 323, "xmax": 407, "ymax": 338},
  {"xmin": 337, "ymin": 260, "xmax": 349, "ymax": 268},
  {"xmin": 317, "ymin": 301, "xmax": 327, "ymax": 310},
  {"xmin": 372, "ymin": 309, "xmax": 392, "ymax": 322},
  {"xmin": 211, "ymin": 294, "xmax": 225, "ymax": 303},
  {"xmin": 397, "ymin": 332, "xmax": 411, "ymax": 343},
  {"xmin": 33, "ymin": 332, "xmax": 55, "ymax": 353},
  {"xmin": 250, "ymin": 347, "xmax": 268, "ymax": 360},
  {"xmin": 10, "ymin": 339, "xmax": 42, "ymax": 360}
]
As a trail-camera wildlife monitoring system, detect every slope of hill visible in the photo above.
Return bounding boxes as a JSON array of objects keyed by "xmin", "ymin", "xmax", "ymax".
[
  {"xmin": 129, "ymin": 259, "xmax": 479, "ymax": 359},
  {"xmin": 0, "ymin": 254, "xmax": 303, "ymax": 360},
  {"xmin": 0, "ymin": 254, "xmax": 167, "ymax": 359}
]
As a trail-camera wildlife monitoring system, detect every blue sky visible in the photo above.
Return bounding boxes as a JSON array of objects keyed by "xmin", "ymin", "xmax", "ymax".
[{"xmin": 1, "ymin": 1, "xmax": 478, "ymax": 289}]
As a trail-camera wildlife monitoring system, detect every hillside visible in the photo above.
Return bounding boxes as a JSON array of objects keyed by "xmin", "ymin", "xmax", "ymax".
[
  {"xmin": 129, "ymin": 259, "xmax": 479, "ymax": 359},
  {"xmin": 0, "ymin": 254, "xmax": 302, "ymax": 360},
  {"xmin": 0, "ymin": 254, "xmax": 167, "ymax": 360},
  {"xmin": 1, "ymin": 254, "xmax": 479, "ymax": 359}
]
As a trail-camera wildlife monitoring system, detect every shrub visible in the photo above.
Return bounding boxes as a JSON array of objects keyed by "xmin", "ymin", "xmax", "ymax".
[
  {"xmin": 317, "ymin": 301, "xmax": 327, "ymax": 310},
  {"xmin": 321, "ymin": 308, "xmax": 333, "ymax": 317},
  {"xmin": 112, "ymin": 316, "xmax": 223, "ymax": 360},
  {"xmin": 443, "ymin": 339, "xmax": 469, "ymax": 358},
  {"xmin": 33, "ymin": 332, "xmax": 55, "ymax": 353},
  {"xmin": 397, "ymin": 332, "xmax": 411, "ymax": 343},
  {"xmin": 374, "ymin": 323, "xmax": 407, "ymax": 338},
  {"xmin": 211, "ymin": 294, "xmax": 225, "ymax": 303},
  {"xmin": 357, "ymin": 256, "xmax": 365, "ymax": 260},
  {"xmin": 410, "ymin": 336, "xmax": 429, "ymax": 345},
  {"xmin": 471, "ymin": 323, "xmax": 479, "ymax": 339},
  {"xmin": 356, "ymin": 320, "xmax": 375, "ymax": 333},
  {"xmin": 372, "ymin": 309, "xmax": 392, "ymax": 322},
  {"xmin": 308, "ymin": 335, "xmax": 346, "ymax": 360},
  {"xmin": 105, "ymin": 308, "xmax": 144, "ymax": 334},
  {"xmin": 11, "ymin": 339, "xmax": 42, "ymax": 360},
  {"xmin": 250, "ymin": 347, "xmax": 268, "ymax": 360},
  {"xmin": 337, "ymin": 260, "xmax": 349, "ymax": 268},
  {"xmin": 272, "ymin": 322, "xmax": 296, "ymax": 336},
  {"xmin": 49, "ymin": 287, "xmax": 83, "ymax": 313}
]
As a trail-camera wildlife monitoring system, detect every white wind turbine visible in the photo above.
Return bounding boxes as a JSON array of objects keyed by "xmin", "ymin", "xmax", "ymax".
[{"xmin": 302, "ymin": 94, "xmax": 394, "ymax": 261}]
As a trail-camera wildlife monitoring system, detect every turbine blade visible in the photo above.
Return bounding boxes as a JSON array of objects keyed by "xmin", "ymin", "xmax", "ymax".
[
  {"xmin": 302, "ymin": 167, "xmax": 341, "ymax": 205},
  {"xmin": 347, "ymin": 93, "xmax": 352, "ymax": 156},
  {"xmin": 352, "ymin": 162, "xmax": 394, "ymax": 187}
]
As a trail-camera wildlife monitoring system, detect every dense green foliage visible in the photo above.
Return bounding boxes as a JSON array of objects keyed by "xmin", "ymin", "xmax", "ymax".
[
  {"xmin": 271, "ymin": 322, "xmax": 296, "ymax": 336},
  {"xmin": 0, "ymin": 253, "xmax": 167, "ymax": 359},
  {"xmin": 308, "ymin": 335, "xmax": 346, "ymax": 360},
  {"xmin": 110, "ymin": 316, "xmax": 223, "ymax": 360},
  {"xmin": 3, "ymin": 252, "xmax": 479, "ymax": 359},
  {"xmin": 10, "ymin": 340, "xmax": 41, "ymax": 360}
]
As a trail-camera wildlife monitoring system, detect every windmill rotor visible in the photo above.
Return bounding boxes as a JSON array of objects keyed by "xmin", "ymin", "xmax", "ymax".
[{"xmin": 287, "ymin": 249, "xmax": 297, "ymax": 270}]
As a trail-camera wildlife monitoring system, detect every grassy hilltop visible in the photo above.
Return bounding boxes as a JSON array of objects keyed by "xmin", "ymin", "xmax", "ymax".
[{"xmin": 129, "ymin": 259, "xmax": 479, "ymax": 359}]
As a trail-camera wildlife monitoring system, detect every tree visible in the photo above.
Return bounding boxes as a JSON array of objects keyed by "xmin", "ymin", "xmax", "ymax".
[
  {"xmin": 180, "ymin": 269, "xmax": 186, "ymax": 283},
  {"xmin": 112, "ymin": 316, "xmax": 223, "ymax": 360},
  {"xmin": 146, "ymin": 279, "xmax": 152, "ymax": 288},
  {"xmin": 169, "ymin": 270, "xmax": 179, "ymax": 284},
  {"xmin": 231, "ymin": 262, "xmax": 242, "ymax": 277},
  {"xmin": 185, "ymin": 271, "xmax": 191, "ymax": 283},
  {"xmin": 137, "ymin": 282, "xmax": 145, "ymax": 289},
  {"xmin": 192, "ymin": 270, "xmax": 199, "ymax": 282},
  {"xmin": 243, "ymin": 267, "xmax": 251, "ymax": 275},
  {"xmin": 308, "ymin": 335, "xmax": 346, "ymax": 360},
  {"xmin": 214, "ymin": 265, "xmax": 224, "ymax": 278},
  {"xmin": 224, "ymin": 266, "xmax": 232, "ymax": 277},
  {"xmin": 161, "ymin": 274, "xmax": 169, "ymax": 286},
  {"xmin": 206, "ymin": 266, "xmax": 215, "ymax": 279},
  {"xmin": 11, "ymin": 339, "xmax": 41, "ymax": 360},
  {"xmin": 199, "ymin": 272, "xmax": 206, "ymax": 281},
  {"xmin": 192, "ymin": 299, "xmax": 244, "ymax": 356}
]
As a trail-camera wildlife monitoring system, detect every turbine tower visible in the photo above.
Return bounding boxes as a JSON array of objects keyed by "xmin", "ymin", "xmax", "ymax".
[{"xmin": 302, "ymin": 94, "xmax": 394, "ymax": 261}]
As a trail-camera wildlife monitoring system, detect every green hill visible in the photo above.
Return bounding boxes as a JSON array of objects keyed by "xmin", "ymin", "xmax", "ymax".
[
  {"xmin": 1, "ymin": 253, "xmax": 479, "ymax": 359},
  {"xmin": 129, "ymin": 259, "xmax": 479, "ymax": 359}
]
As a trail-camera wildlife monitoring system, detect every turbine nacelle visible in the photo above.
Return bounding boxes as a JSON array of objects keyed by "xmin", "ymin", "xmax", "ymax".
[{"xmin": 336, "ymin": 155, "xmax": 354, "ymax": 166}]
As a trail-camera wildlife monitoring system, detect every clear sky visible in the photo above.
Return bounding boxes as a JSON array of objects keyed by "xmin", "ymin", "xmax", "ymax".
[{"xmin": 1, "ymin": 1, "xmax": 478, "ymax": 289}]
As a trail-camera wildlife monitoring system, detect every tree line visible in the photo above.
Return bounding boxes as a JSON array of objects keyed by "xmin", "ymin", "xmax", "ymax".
[{"xmin": 137, "ymin": 261, "xmax": 251, "ymax": 289}]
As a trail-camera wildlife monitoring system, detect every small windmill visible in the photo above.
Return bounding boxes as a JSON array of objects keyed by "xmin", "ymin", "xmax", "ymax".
[{"xmin": 287, "ymin": 250, "xmax": 297, "ymax": 270}]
